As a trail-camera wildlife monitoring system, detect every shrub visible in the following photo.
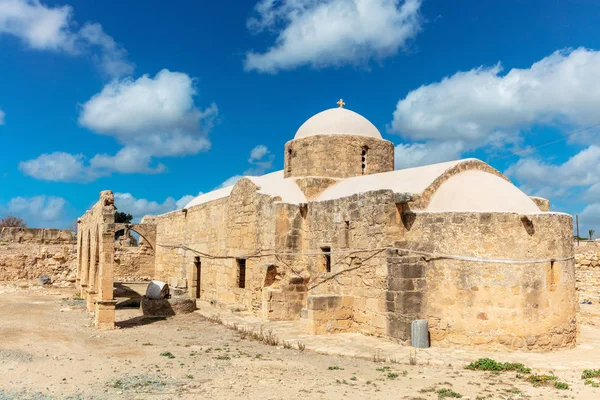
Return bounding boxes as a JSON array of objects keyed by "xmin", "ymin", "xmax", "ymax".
[{"xmin": 465, "ymin": 358, "xmax": 531, "ymax": 374}]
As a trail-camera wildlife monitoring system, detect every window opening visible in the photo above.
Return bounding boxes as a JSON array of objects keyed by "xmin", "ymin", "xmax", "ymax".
[
  {"xmin": 237, "ymin": 259, "xmax": 246, "ymax": 288},
  {"xmin": 321, "ymin": 247, "xmax": 331, "ymax": 273},
  {"xmin": 361, "ymin": 146, "xmax": 369, "ymax": 174}
]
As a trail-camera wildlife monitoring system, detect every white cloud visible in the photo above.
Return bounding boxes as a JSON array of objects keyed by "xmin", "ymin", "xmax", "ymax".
[
  {"xmin": 79, "ymin": 70, "xmax": 216, "ymax": 156},
  {"xmin": 19, "ymin": 152, "xmax": 91, "ymax": 182},
  {"xmin": 394, "ymin": 141, "xmax": 463, "ymax": 169},
  {"xmin": 114, "ymin": 192, "xmax": 201, "ymax": 221},
  {"xmin": 505, "ymin": 145, "xmax": 600, "ymax": 194},
  {"xmin": 578, "ymin": 203, "xmax": 600, "ymax": 237},
  {"xmin": 217, "ymin": 145, "xmax": 275, "ymax": 188},
  {"xmin": 21, "ymin": 70, "xmax": 218, "ymax": 182},
  {"xmin": 0, "ymin": 0, "xmax": 133, "ymax": 78},
  {"xmin": 391, "ymin": 48, "xmax": 600, "ymax": 165},
  {"xmin": 1, "ymin": 195, "xmax": 69, "ymax": 228},
  {"xmin": 249, "ymin": 144, "xmax": 269, "ymax": 163},
  {"xmin": 0, "ymin": 109, "xmax": 4, "ymax": 124},
  {"xmin": 245, "ymin": 0, "xmax": 422, "ymax": 73}
]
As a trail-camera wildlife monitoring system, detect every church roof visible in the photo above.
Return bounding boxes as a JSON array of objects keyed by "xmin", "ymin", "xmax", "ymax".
[
  {"xmin": 294, "ymin": 108, "xmax": 382, "ymax": 140},
  {"xmin": 181, "ymin": 158, "xmax": 541, "ymax": 214}
]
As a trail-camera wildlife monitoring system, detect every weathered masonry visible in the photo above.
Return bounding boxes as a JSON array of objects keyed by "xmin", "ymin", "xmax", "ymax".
[
  {"xmin": 92, "ymin": 104, "xmax": 578, "ymax": 349},
  {"xmin": 76, "ymin": 191, "xmax": 158, "ymax": 329}
]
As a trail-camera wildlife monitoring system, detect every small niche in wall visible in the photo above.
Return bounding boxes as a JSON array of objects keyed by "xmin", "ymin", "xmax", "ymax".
[
  {"xmin": 321, "ymin": 246, "xmax": 331, "ymax": 273},
  {"xmin": 237, "ymin": 258, "xmax": 246, "ymax": 289}
]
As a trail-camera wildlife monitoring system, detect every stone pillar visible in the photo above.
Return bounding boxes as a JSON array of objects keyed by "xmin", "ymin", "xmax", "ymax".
[
  {"xmin": 75, "ymin": 222, "xmax": 82, "ymax": 289},
  {"xmin": 95, "ymin": 194, "xmax": 116, "ymax": 330},
  {"xmin": 79, "ymin": 230, "xmax": 90, "ymax": 299},
  {"xmin": 87, "ymin": 231, "xmax": 98, "ymax": 312}
]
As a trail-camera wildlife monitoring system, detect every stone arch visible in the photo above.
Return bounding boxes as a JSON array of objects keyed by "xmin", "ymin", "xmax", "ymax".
[{"xmin": 113, "ymin": 223, "xmax": 156, "ymax": 250}]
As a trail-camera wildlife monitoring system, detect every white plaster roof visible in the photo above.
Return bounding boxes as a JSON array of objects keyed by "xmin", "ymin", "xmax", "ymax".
[
  {"xmin": 184, "ymin": 186, "xmax": 233, "ymax": 209},
  {"xmin": 182, "ymin": 159, "xmax": 540, "ymax": 214},
  {"xmin": 317, "ymin": 158, "xmax": 541, "ymax": 213},
  {"xmin": 426, "ymin": 170, "xmax": 540, "ymax": 213},
  {"xmin": 294, "ymin": 108, "xmax": 382, "ymax": 140},
  {"xmin": 247, "ymin": 171, "xmax": 307, "ymax": 204},
  {"xmin": 317, "ymin": 159, "xmax": 466, "ymax": 202},
  {"xmin": 183, "ymin": 171, "xmax": 307, "ymax": 209}
]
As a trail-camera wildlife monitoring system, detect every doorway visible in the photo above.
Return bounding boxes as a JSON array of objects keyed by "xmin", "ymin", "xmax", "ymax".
[{"xmin": 194, "ymin": 256, "xmax": 201, "ymax": 298}]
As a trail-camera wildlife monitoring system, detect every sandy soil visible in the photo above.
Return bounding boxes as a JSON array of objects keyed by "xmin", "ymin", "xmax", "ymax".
[{"xmin": 0, "ymin": 284, "xmax": 598, "ymax": 400}]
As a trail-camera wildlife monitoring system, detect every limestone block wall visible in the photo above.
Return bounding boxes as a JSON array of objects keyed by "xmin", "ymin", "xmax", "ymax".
[
  {"xmin": 574, "ymin": 241, "xmax": 600, "ymax": 302},
  {"xmin": 303, "ymin": 190, "xmax": 397, "ymax": 336},
  {"xmin": 154, "ymin": 178, "xmax": 301, "ymax": 312},
  {"xmin": 0, "ymin": 242, "xmax": 76, "ymax": 284},
  {"xmin": 0, "ymin": 227, "xmax": 74, "ymax": 244},
  {"xmin": 284, "ymin": 135, "xmax": 394, "ymax": 179},
  {"xmin": 306, "ymin": 294, "xmax": 354, "ymax": 334},
  {"xmin": 391, "ymin": 211, "xmax": 577, "ymax": 351},
  {"xmin": 114, "ymin": 240, "xmax": 155, "ymax": 280}
]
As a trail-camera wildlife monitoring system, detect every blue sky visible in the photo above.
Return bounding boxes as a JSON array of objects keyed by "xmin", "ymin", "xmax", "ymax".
[{"xmin": 1, "ymin": 0, "xmax": 600, "ymax": 234}]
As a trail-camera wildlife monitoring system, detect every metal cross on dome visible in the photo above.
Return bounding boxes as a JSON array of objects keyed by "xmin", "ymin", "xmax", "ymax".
[{"xmin": 337, "ymin": 99, "xmax": 346, "ymax": 108}]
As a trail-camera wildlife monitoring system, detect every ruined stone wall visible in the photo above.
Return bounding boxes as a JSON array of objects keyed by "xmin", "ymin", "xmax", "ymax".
[
  {"xmin": 0, "ymin": 242, "xmax": 76, "ymax": 284},
  {"xmin": 114, "ymin": 240, "xmax": 155, "ymax": 281},
  {"xmin": 390, "ymin": 211, "xmax": 577, "ymax": 351},
  {"xmin": 0, "ymin": 227, "xmax": 76, "ymax": 284},
  {"xmin": 284, "ymin": 135, "xmax": 394, "ymax": 179},
  {"xmin": 574, "ymin": 241, "xmax": 600, "ymax": 303},
  {"xmin": 0, "ymin": 227, "xmax": 74, "ymax": 244}
]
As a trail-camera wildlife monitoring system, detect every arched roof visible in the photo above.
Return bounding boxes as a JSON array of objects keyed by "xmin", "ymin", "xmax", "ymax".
[
  {"xmin": 426, "ymin": 170, "xmax": 540, "ymax": 213},
  {"xmin": 294, "ymin": 108, "xmax": 382, "ymax": 140}
]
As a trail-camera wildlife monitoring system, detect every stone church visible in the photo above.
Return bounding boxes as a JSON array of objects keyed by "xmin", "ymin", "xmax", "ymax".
[{"xmin": 79, "ymin": 103, "xmax": 577, "ymax": 351}]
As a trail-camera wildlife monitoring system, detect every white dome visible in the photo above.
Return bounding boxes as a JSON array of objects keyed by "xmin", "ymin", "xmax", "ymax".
[
  {"xmin": 427, "ymin": 170, "xmax": 541, "ymax": 213},
  {"xmin": 294, "ymin": 108, "xmax": 382, "ymax": 140}
]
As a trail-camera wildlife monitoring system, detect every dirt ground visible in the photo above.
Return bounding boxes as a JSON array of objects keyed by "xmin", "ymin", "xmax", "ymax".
[{"xmin": 1, "ymin": 284, "xmax": 599, "ymax": 400}]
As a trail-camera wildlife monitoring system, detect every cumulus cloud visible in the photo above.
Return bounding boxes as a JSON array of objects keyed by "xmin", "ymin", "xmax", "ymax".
[
  {"xmin": 217, "ymin": 145, "xmax": 274, "ymax": 188},
  {"xmin": 0, "ymin": 0, "xmax": 133, "ymax": 78},
  {"xmin": 505, "ymin": 145, "xmax": 600, "ymax": 194},
  {"xmin": 114, "ymin": 192, "xmax": 201, "ymax": 221},
  {"xmin": 394, "ymin": 141, "xmax": 463, "ymax": 169},
  {"xmin": 21, "ymin": 70, "xmax": 217, "ymax": 182},
  {"xmin": 245, "ymin": 0, "xmax": 422, "ymax": 73},
  {"xmin": 391, "ymin": 48, "xmax": 600, "ymax": 167},
  {"xmin": 1, "ymin": 195, "xmax": 69, "ymax": 228},
  {"xmin": 19, "ymin": 152, "xmax": 91, "ymax": 182},
  {"xmin": 0, "ymin": 109, "xmax": 4, "ymax": 124}
]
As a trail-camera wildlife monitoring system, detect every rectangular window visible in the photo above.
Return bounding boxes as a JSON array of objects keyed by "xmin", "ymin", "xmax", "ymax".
[
  {"xmin": 321, "ymin": 247, "xmax": 331, "ymax": 273},
  {"xmin": 237, "ymin": 259, "xmax": 246, "ymax": 289}
]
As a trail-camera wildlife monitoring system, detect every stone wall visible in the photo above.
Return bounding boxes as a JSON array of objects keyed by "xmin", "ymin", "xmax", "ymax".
[
  {"xmin": 575, "ymin": 241, "xmax": 600, "ymax": 303},
  {"xmin": 154, "ymin": 178, "xmax": 289, "ymax": 312},
  {"xmin": 284, "ymin": 135, "xmax": 394, "ymax": 179},
  {"xmin": 114, "ymin": 240, "xmax": 155, "ymax": 281},
  {"xmin": 152, "ymin": 176, "xmax": 577, "ymax": 351},
  {"xmin": 0, "ymin": 242, "xmax": 76, "ymax": 284},
  {"xmin": 0, "ymin": 227, "xmax": 74, "ymax": 244},
  {"xmin": 391, "ymin": 211, "xmax": 577, "ymax": 351}
]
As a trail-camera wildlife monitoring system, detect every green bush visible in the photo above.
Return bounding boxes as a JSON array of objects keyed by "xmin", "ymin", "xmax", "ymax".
[
  {"xmin": 582, "ymin": 369, "xmax": 600, "ymax": 379},
  {"xmin": 465, "ymin": 358, "xmax": 531, "ymax": 374}
]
